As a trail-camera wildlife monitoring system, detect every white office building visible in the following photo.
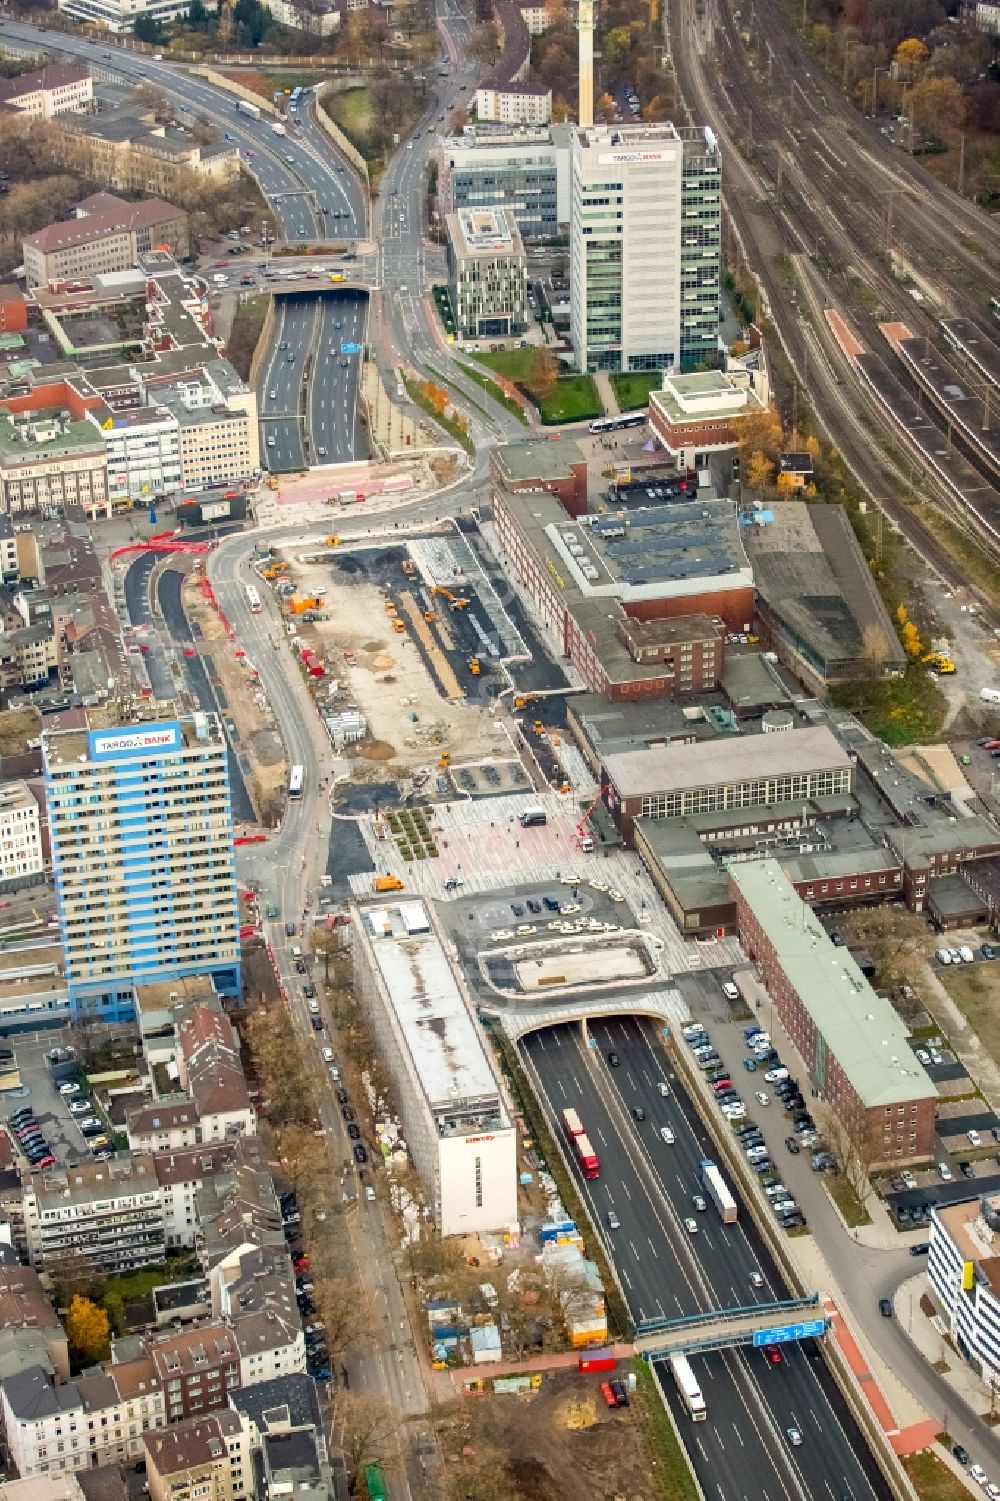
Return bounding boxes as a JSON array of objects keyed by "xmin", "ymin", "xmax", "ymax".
[
  {"xmin": 353, "ymin": 901, "xmax": 518, "ymax": 1237},
  {"xmin": 569, "ymin": 122, "xmax": 722, "ymax": 373},
  {"xmin": 103, "ymin": 406, "xmax": 182, "ymax": 507},
  {"xmin": 0, "ymin": 782, "xmax": 43, "ymax": 891},
  {"xmin": 929, "ymin": 1195, "xmax": 1000, "ymax": 1385},
  {"xmin": 42, "ymin": 711, "xmax": 240, "ymax": 1021}
]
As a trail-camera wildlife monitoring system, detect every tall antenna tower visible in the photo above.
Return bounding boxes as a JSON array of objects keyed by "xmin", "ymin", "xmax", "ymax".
[{"xmin": 577, "ymin": 0, "xmax": 595, "ymax": 127}]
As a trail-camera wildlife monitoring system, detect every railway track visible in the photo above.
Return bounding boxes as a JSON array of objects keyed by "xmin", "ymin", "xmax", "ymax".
[{"xmin": 670, "ymin": 0, "xmax": 1000, "ymax": 608}]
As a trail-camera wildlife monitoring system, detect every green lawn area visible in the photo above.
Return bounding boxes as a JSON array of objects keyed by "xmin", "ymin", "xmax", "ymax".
[
  {"xmin": 327, "ymin": 86, "xmax": 373, "ymax": 149},
  {"xmin": 456, "ymin": 362, "xmax": 528, "ymax": 424},
  {"xmin": 610, "ymin": 371, "xmax": 661, "ymax": 410},
  {"xmin": 632, "ymin": 1359, "xmax": 700, "ymax": 1501},
  {"xmin": 474, "ymin": 350, "xmax": 601, "ymax": 425},
  {"xmin": 827, "ymin": 1175, "xmax": 872, "ymax": 1229},
  {"xmin": 100, "ymin": 1259, "xmax": 197, "ymax": 1331},
  {"xmin": 940, "ymin": 964, "xmax": 1000, "ymax": 1064},
  {"xmin": 829, "ymin": 667, "xmax": 946, "ymax": 746},
  {"xmin": 402, "ymin": 373, "xmax": 474, "ymax": 454},
  {"xmin": 903, "ymin": 1449, "xmax": 973, "ymax": 1501}
]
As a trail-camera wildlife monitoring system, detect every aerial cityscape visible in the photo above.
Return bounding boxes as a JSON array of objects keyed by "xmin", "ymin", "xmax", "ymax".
[{"xmin": 0, "ymin": 0, "xmax": 995, "ymax": 1497}]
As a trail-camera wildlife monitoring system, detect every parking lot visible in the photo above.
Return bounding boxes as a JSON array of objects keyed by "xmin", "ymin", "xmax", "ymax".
[{"xmin": 0, "ymin": 1031, "xmax": 114, "ymax": 1171}]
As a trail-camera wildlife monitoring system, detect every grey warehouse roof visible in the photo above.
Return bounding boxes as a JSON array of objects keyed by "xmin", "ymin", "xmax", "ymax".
[{"xmin": 604, "ymin": 724, "xmax": 851, "ymax": 800}]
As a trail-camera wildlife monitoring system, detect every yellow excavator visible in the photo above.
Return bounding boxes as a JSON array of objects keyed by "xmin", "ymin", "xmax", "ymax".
[{"xmin": 430, "ymin": 584, "xmax": 469, "ymax": 609}]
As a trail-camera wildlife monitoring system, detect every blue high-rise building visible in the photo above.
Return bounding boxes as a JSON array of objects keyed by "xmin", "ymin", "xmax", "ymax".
[{"xmin": 43, "ymin": 711, "xmax": 240, "ymax": 1020}]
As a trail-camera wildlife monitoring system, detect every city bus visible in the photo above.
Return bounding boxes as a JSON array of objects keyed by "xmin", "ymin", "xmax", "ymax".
[
  {"xmin": 288, "ymin": 765, "xmax": 304, "ymax": 799},
  {"xmin": 668, "ymin": 1354, "xmax": 707, "ymax": 1420},
  {"xmin": 245, "ymin": 583, "xmax": 262, "ymax": 614},
  {"xmin": 589, "ymin": 412, "xmax": 646, "ymax": 435}
]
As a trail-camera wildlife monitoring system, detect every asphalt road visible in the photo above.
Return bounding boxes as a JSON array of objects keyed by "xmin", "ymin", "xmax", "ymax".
[
  {"xmin": 522, "ymin": 1017, "xmax": 894, "ymax": 1501},
  {"xmin": 207, "ymin": 532, "xmax": 436, "ymax": 1500},
  {"xmin": 308, "ymin": 293, "xmax": 367, "ymax": 467},
  {"xmin": 373, "ymin": 7, "xmax": 530, "ymax": 451},
  {"xmin": 259, "ymin": 296, "xmax": 318, "ymax": 472}
]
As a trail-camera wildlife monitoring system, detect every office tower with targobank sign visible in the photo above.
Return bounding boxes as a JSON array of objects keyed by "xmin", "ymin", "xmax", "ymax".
[
  {"xmin": 569, "ymin": 122, "xmax": 722, "ymax": 374},
  {"xmin": 43, "ymin": 710, "xmax": 239, "ymax": 1019}
]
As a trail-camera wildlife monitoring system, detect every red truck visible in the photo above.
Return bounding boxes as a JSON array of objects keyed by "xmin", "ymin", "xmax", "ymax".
[{"xmin": 562, "ymin": 1108, "xmax": 600, "ymax": 1178}]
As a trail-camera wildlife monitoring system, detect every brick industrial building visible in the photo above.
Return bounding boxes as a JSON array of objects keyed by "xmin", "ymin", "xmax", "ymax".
[
  {"xmin": 730, "ymin": 859, "xmax": 936, "ymax": 1167},
  {"xmin": 492, "ymin": 445, "xmax": 754, "ymax": 699}
]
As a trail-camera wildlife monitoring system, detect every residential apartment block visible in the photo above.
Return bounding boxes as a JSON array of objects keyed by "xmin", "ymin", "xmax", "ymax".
[
  {"xmin": 569, "ymin": 122, "xmax": 721, "ymax": 373},
  {"xmin": 0, "ymin": 1358, "xmax": 167, "ymax": 1477},
  {"xmin": 730, "ymin": 859, "xmax": 937, "ymax": 1167},
  {"xmin": 23, "ymin": 1156, "xmax": 166, "ymax": 1276},
  {"xmin": 0, "ymin": 781, "xmax": 43, "ymax": 890},
  {"xmin": 474, "ymin": 81, "xmax": 552, "ymax": 125},
  {"xmin": 0, "ymin": 65, "xmax": 93, "ymax": 120},
  {"xmin": 142, "ymin": 1409, "xmax": 252, "ymax": 1501},
  {"xmin": 23, "ymin": 194, "xmax": 189, "ymax": 290},
  {"xmin": 42, "ymin": 711, "xmax": 240, "ymax": 1019}
]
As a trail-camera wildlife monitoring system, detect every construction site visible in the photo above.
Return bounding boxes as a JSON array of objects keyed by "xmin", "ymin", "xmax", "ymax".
[{"xmin": 249, "ymin": 529, "xmax": 526, "ymax": 800}]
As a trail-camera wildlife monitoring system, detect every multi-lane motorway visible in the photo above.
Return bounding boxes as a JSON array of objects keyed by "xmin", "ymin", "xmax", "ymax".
[
  {"xmin": 523, "ymin": 1015, "xmax": 894, "ymax": 1501},
  {"xmin": 257, "ymin": 290, "xmax": 366, "ymax": 470}
]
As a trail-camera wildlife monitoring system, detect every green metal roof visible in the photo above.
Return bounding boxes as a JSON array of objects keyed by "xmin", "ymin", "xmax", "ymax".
[{"xmin": 730, "ymin": 859, "xmax": 936, "ymax": 1108}]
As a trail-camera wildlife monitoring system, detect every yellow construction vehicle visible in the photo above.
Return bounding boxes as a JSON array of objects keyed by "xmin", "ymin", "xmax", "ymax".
[
  {"xmin": 385, "ymin": 601, "xmax": 397, "ymax": 616},
  {"xmin": 325, "ymin": 535, "xmax": 340, "ymax": 547},
  {"xmin": 923, "ymin": 652, "xmax": 957, "ymax": 675},
  {"xmin": 514, "ymin": 693, "xmax": 539, "ymax": 710},
  {"xmin": 468, "ymin": 658, "xmax": 481, "ymax": 676},
  {"xmin": 393, "ymin": 619, "xmax": 406, "ymax": 634},
  {"xmin": 373, "ymin": 875, "xmax": 404, "ymax": 893},
  {"xmin": 438, "ymin": 752, "xmax": 451, "ymax": 768},
  {"xmin": 532, "ymin": 719, "xmax": 544, "ymax": 735},
  {"xmin": 430, "ymin": 584, "xmax": 469, "ymax": 609},
  {"xmin": 290, "ymin": 596, "xmax": 320, "ymax": 615},
  {"xmin": 262, "ymin": 561, "xmax": 289, "ymax": 580}
]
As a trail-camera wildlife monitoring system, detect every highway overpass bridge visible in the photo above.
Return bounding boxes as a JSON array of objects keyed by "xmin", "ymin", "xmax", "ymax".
[{"xmin": 635, "ymin": 1294, "xmax": 829, "ymax": 1361}]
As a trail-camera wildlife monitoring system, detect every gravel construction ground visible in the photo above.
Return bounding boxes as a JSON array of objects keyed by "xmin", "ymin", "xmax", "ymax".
[
  {"xmin": 287, "ymin": 556, "xmax": 513, "ymax": 772},
  {"xmin": 434, "ymin": 1366, "xmax": 664, "ymax": 1501}
]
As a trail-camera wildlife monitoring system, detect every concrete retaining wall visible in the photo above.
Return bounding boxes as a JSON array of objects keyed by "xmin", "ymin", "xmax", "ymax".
[
  {"xmin": 249, "ymin": 295, "xmax": 277, "ymax": 391},
  {"xmin": 315, "ymin": 84, "xmax": 370, "ymax": 209},
  {"xmin": 191, "ymin": 65, "xmax": 280, "ymax": 118}
]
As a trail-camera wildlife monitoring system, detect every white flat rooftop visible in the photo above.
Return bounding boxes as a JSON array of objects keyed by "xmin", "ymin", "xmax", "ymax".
[{"xmin": 360, "ymin": 902, "xmax": 504, "ymax": 1114}]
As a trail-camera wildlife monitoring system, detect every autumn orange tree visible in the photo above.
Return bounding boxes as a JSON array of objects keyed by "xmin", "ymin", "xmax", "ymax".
[{"xmin": 65, "ymin": 1295, "xmax": 110, "ymax": 1368}]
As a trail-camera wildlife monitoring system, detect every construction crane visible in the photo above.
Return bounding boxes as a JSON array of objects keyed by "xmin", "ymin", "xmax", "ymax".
[{"xmin": 574, "ymin": 784, "xmax": 610, "ymax": 851}]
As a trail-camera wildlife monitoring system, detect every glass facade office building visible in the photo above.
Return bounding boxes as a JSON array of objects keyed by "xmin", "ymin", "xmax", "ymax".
[{"xmin": 570, "ymin": 122, "xmax": 721, "ymax": 373}]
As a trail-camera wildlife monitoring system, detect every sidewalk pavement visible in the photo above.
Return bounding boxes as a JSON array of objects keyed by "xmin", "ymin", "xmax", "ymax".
[
  {"xmin": 787, "ymin": 1233, "xmax": 936, "ymax": 1451},
  {"xmin": 894, "ymin": 1272, "xmax": 998, "ymax": 1424},
  {"xmin": 594, "ymin": 370, "xmax": 620, "ymax": 416},
  {"xmin": 445, "ymin": 1343, "xmax": 636, "ymax": 1393}
]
